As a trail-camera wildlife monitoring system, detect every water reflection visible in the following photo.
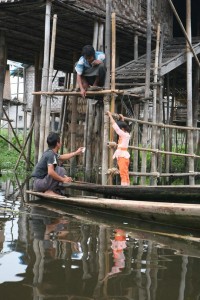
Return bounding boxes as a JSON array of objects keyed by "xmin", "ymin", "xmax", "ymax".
[{"xmin": 1, "ymin": 183, "xmax": 200, "ymax": 299}]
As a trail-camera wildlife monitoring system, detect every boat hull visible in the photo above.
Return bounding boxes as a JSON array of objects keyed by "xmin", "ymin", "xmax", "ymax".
[{"xmin": 26, "ymin": 190, "xmax": 200, "ymax": 230}]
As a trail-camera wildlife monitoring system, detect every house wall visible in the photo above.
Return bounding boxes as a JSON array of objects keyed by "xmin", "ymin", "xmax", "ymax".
[
  {"xmin": 2, "ymin": 65, "xmax": 66, "ymax": 130},
  {"xmin": 77, "ymin": 0, "xmax": 173, "ymax": 39},
  {"xmin": 25, "ymin": 66, "xmax": 66, "ymax": 112}
]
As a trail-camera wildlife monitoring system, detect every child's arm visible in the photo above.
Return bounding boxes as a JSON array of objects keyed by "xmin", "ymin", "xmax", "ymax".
[{"xmin": 106, "ymin": 111, "xmax": 116, "ymax": 125}]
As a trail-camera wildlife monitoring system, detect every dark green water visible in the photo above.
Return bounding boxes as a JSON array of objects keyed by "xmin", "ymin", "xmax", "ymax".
[{"xmin": 1, "ymin": 180, "xmax": 200, "ymax": 300}]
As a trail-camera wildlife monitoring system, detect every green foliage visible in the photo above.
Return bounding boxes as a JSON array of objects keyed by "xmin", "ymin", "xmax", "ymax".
[{"xmin": 0, "ymin": 130, "xmax": 33, "ymax": 174}]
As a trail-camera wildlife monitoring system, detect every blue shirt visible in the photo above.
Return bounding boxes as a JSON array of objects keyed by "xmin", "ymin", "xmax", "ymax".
[{"xmin": 75, "ymin": 51, "xmax": 105, "ymax": 75}]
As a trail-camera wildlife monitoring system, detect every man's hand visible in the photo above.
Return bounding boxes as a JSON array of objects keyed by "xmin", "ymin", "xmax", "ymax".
[
  {"xmin": 63, "ymin": 176, "xmax": 73, "ymax": 183},
  {"xmin": 80, "ymin": 87, "xmax": 86, "ymax": 98},
  {"xmin": 74, "ymin": 147, "xmax": 85, "ymax": 155},
  {"xmin": 91, "ymin": 59, "xmax": 102, "ymax": 66}
]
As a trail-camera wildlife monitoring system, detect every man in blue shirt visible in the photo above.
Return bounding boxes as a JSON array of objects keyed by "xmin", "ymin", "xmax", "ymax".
[{"xmin": 75, "ymin": 45, "xmax": 106, "ymax": 98}]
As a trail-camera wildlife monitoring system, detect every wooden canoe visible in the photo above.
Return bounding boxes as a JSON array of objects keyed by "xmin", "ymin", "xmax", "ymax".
[
  {"xmin": 61, "ymin": 182, "xmax": 200, "ymax": 202},
  {"xmin": 26, "ymin": 190, "xmax": 200, "ymax": 230}
]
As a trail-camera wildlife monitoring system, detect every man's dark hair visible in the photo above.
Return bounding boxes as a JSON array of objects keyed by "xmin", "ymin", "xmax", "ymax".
[
  {"xmin": 117, "ymin": 121, "xmax": 130, "ymax": 133},
  {"xmin": 47, "ymin": 132, "xmax": 60, "ymax": 149},
  {"xmin": 82, "ymin": 45, "xmax": 95, "ymax": 58}
]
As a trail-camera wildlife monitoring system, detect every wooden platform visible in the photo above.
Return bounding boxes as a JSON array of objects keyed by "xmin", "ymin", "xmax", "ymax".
[
  {"xmin": 61, "ymin": 182, "xmax": 200, "ymax": 202},
  {"xmin": 26, "ymin": 190, "xmax": 200, "ymax": 230}
]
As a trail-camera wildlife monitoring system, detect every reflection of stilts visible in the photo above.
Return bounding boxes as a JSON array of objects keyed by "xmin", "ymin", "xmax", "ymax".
[
  {"xmin": 81, "ymin": 224, "xmax": 92, "ymax": 280},
  {"xmin": 93, "ymin": 226, "xmax": 107, "ymax": 298},
  {"xmin": 33, "ymin": 239, "xmax": 45, "ymax": 285},
  {"xmin": 178, "ymin": 256, "xmax": 188, "ymax": 300}
]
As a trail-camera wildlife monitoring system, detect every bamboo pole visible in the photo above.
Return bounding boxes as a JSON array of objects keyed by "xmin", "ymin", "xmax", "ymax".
[
  {"xmin": 132, "ymin": 32, "xmax": 139, "ymax": 184},
  {"xmin": 141, "ymin": 0, "xmax": 151, "ymax": 185},
  {"xmin": 15, "ymin": 69, "xmax": 20, "ymax": 135},
  {"xmin": 119, "ymin": 115, "xmax": 200, "ymax": 132},
  {"xmin": 186, "ymin": 0, "xmax": 194, "ymax": 185},
  {"xmin": 85, "ymin": 101, "xmax": 94, "ymax": 182},
  {"xmin": 108, "ymin": 12, "xmax": 116, "ymax": 185},
  {"xmin": 32, "ymin": 89, "xmax": 124, "ymax": 96},
  {"xmin": 167, "ymin": 0, "xmax": 200, "ymax": 67},
  {"xmin": 44, "ymin": 14, "xmax": 57, "ymax": 146},
  {"xmin": 0, "ymin": 30, "xmax": 6, "ymax": 119},
  {"xmin": 150, "ymin": 23, "xmax": 160, "ymax": 186},
  {"xmin": 70, "ymin": 52, "xmax": 78, "ymax": 178},
  {"xmin": 102, "ymin": 0, "xmax": 111, "ymax": 185},
  {"xmin": 3, "ymin": 107, "xmax": 31, "ymax": 164},
  {"xmin": 26, "ymin": 106, "xmax": 34, "ymax": 172},
  {"xmin": 108, "ymin": 142, "xmax": 200, "ymax": 159},
  {"xmin": 0, "ymin": 134, "xmax": 21, "ymax": 153},
  {"xmin": 33, "ymin": 52, "xmax": 42, "ymax": 164},
  {"xmin": 193, "ymin": 64, "xmax": 199, "ymax": 153},
  {"xmin": 60, "ymin": 73, "xmax": 71, "ymax": 154},
  {"xmin": 14, "ymin": 121, "xmax": 35, "ymax": 170},
  {"xmin": 38, "ymin": 0, "xmax": 51, "ymax": 159}
]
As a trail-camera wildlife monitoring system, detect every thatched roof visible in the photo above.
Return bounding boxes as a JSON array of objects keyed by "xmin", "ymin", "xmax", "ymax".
[{"xmin": 0, "ymin": 0, "xmax": 172, "ymax": 72}]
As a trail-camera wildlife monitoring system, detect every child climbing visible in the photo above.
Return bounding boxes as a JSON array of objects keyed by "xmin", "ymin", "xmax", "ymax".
[{"xmin": 107, "ymin": 111, "xmax": 130, "ymax": 186}]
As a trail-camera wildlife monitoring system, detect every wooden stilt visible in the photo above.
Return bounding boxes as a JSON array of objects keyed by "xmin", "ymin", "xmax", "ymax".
[
  {"xmin": 141, "ymin": 0, "xmax": 151, "ymax": 185},
  {"xmin": 45, "ymin": 14, "xmax": 57, "ymax": 145},
  {"xmin": 0, "ymin": 30, "xmax": 6, "ymax": 119},
  {"xmin": 150, "ymin": 23, "xmax": 160, "ymax": 186},
  {"xmin": 102, "ymin": 0, "xmax": 111, "ymax": 185},
  {"xmin": 38, "ymin": 0, "xmax": 51, "ymax": 159},
  {"xmin": 186, "ymin": 0, "xmax": 194, "ymax": 185}
]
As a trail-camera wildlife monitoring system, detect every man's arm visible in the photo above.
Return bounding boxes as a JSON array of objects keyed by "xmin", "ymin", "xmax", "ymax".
[
  {"xmin": 76, "ymin": 74, "xmax": 86, "ymax": 98},
  {"xmin": 48, "ymin": 164, "xmax": 72, "ymax": 183},
  {"xmin": 59, "ymin": 147, "xmax": 84, "ymax": 161}
]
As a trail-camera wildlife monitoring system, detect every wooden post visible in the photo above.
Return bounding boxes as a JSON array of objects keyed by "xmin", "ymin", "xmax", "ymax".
[
  {"xmin": 186, "ymin": 0, "xmax": 194, "ymax": 185},
  {"xmin": 98, "ymin": 23, "xmax": 104, "ymax": 52},
  {"xmin": 45, "ymin": 14, "xmax": 57, "ymax": 146},
  {"xmin": 102, "ymin": 0, "xmax": 111, "ymax": 185},
  {"xmin": 141, "ymin": 0, "xmax": 151, "ymax": 185},
  {"xmin": 93, "ymin": 21, "xmax": 99, "ymax": 50},
  {"xmin": 70, "ymin": 53, "xmax": 78, "ymax": 177},
  {"xmin": 134, "ymin": 34, "xmax": 138, "ymax": 60},
  {"xmin": 38, "ymin": 0, "xmax": 51, "ymax": 159},
  {"xmin": 85, "ymin": 101, "xmax": 94, "ymax": 182},
  {"xmin": 0, "ymin": 30, "xmax": 6, "ymax": 119}
]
